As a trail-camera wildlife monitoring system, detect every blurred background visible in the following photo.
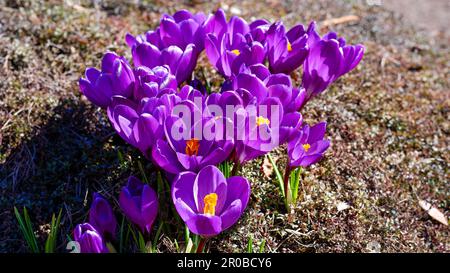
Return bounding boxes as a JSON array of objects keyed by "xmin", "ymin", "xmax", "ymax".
[{"xmin": 0, "ymin": 0, "xmax": 448, "ymax": 253}]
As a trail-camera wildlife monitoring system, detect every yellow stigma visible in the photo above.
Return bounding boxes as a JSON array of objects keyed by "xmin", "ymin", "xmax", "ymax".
[
  {"xmin": 256, "ymin": 116, "xmax": 270, "ymax": 127},
  {"xmin": 203, "ymin": 193, "xmax": 218, "ymax": 216},
  {"xmin": 302, "ymin": 143, "xmax": 311, "ymax": 152},
  {"xmin": 287, "ymin": 41, "xmax": 292, "ymax": 52},
  {"xmin": 231, "ymin": 49, "xmax": 241, "ymax": 56},
  {"xmin": 185, "ymin": 138, "xmax": 200, "ymax": 156}
]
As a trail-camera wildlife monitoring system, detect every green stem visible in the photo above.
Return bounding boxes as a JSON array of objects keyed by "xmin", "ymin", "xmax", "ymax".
[{"xmin": 283, "ymin": 162, "xmax": 292, "ymax": 201}]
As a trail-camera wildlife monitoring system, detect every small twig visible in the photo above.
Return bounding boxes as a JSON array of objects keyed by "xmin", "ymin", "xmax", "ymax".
[{"xmin": 321, "ymin": 15, "xmax": 360, "ymax": 28}]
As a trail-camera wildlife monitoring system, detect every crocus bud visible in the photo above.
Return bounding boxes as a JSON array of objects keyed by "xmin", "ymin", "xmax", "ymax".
[
  {"xmin": 302, "ymin": 30, "xmax": 364, "ymax": 101},
  {"xmin": 133, "ymin": 65, "xmax": 177, "ymax": 101},
  {"xmin": 73, "ymin": 223, "xmax": 108, "ymax": 253},
  {"xmin": 119, "ymin": 176, "xmax": 158, "ymax": 234},
  {"xmin": 89, "ymin": 193, "xmax": 117, "ymax": 240},
  {"xmin": 79, "ymin": 52, "xmax": 135, "ymax": 108}
]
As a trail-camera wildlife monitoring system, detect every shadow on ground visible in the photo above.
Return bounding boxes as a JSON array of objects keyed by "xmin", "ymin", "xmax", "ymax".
[{"xmin": 0, "ymin": 98, "xmax": 127, "ymax": 252}]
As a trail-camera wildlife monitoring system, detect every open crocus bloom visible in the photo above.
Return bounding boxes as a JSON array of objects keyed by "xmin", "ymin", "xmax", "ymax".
[
  {"xmin": 288, "ymin": 122, "xmax": 330, "ymax": 168},
  {"xmin": 205, "ymin": 32, "xmax": 264, "ymax": 78},
  {"xmin": 79, "ymin": 52, "xmax": 135, "ymax": 108},
  {"xmin": 172, "ymin": 165, "xmax": 250, "ymax": 237},
  {"xmin": 204, "ymin": 9, "xmax": 265, "ymax": 78},
  {"xmin": 226, "ymin": 64, "xmax": 306, "ymax": 112},
  {"xmin": 265, "ymin": 21, "xmax": 310, "ymax": 74},
  {"xmin": 152, "ymin": 114, "xmax": 234, "ymax": 174},
  {"xmin": 233, "ymin": 96, "xmax": 284, "ymax": 164},
  {"xmin": 74, "ymin": 223, "xmax": 108, "ymax": 253},
  {"xmin": 107, "ymin": 94, "xmax": 180, "ymax": 156}
]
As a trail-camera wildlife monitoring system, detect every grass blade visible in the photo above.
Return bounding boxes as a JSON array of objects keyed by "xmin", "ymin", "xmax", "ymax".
[
  {"xmin": 259, "ymin": 239, "xmax": 266, "ymax": 253},
  {"xmin": 119, "ymin": 216, "xmax": 125, "ymax": 253},
  {"xmin": 247, "ymin": 235, "xmax": 253, "ymax": 253},
  {"xmin": 45, "ymin": 208, "xmax": 62, "ymax": 253},
  {"xmin": 14, "ymin": 207, "xmax": 40, "ymax": 253},
  {"xmin": 267, "ymin": 154, "xmax": 285, "ymax": 197}
]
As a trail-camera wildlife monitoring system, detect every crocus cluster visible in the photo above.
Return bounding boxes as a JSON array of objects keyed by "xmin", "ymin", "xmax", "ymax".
[
  {"xmin": 76, "ymin": 8, "xmax": 364, "ymax": 252},
  {"xmin": 73, "ymin": 178, "xmax": 159, "ymax": 253}
]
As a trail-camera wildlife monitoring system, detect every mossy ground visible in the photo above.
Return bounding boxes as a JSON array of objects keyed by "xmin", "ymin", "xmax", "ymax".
[{"xmin": 0, "ymin": 0, "xmax": 448, "ymax": 252}]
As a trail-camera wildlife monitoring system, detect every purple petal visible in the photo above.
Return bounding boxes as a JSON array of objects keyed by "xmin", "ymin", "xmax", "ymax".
[
  {"xmin": 185, "ymin": 214, "xmax": 222, "ymax": 237},
  {"xmin": 151, "ymin": 139, "xmax": 184, "ymax": 174},
  {"xmin": 193, "ymin": 165, "xmax": 227, "ymax": 213},
  {"xmin": 172, "ymin": 171, "xmax": 200, "ymax": 226}
]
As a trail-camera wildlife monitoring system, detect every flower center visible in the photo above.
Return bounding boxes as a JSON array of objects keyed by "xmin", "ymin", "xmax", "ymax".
[
  {"xmin": 287, "ymin": 41, "xmax": 292, "ymax": 52},
  {"xmin": 185, "ymin": 138, "xmax": 200, "ymax": 156},
  {"xmin": 231, "ymin": 49, "xmax": 241, "ymax": 56},
  {"xmin": 256, "ymin": 116, "xmax": 270, "ymax": 126},
  {"xmin": 302, "ymin": 143, "xmax": 311, "ymax": 152},
  {"xmin": 203, "ymin": 193, "xmax": 218, "ymax": 216}
]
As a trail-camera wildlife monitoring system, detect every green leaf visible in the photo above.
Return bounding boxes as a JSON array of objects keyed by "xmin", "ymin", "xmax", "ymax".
[
  {"xmin": 14, "ymin": 207, "xmax": 40, "ymax": 253},
  {"xmin": 184, "ymin": 224, "xmax": 190, "ymax": 246},
  {"xmin": 137, "ymin": 231, "xmax": 146, "ymax": 253},
  {"xmin": 290, "ymin": 167, "xmax": 302, "ymax": 204},
  {"xmin": 247, "ymin": 235, "xmax": 253, "ymax": 253},
  {"xmin": 45, "ymin": 208, "xmax": 62, "ymax": 253},
  {"xmin": 137, "ymin": 160, "xmax": 148, "ymax": 183},
  {"xmin": 185, "ymin": 238, "xmax": 194, "ymax": 253},
  {"xmin": 259, "ymin": 239, "xmax": 266, "ymax": 253},
  {"xmin": 152, "ymin": 223, "xmax": 164, "ymax": 252},
  {"xmin": 119, "ymin": 216, "xmax": 126, "ymax": 253},
  {"xmin": 219, "ymin": 161, "xmax": 232, "ymax": 178},
  {"xmin": 117, "ymin": 149, "xmax": 124, "ymax": 164},
  {"xmin": 106, "ymin": 242, "xmax": 117, "ymax": 253},
  {"xmin": 267, "ymin": 154, "xmax": 285, "ymax": 197},
  {"xmin": 174, "ymin": 239, "xmax": 180, "ymax": 252}
]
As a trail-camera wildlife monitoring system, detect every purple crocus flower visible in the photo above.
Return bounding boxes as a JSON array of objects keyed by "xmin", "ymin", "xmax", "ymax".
[
  {"xmin": 89, "ymin": 193, "xmax": 117, "ymax": 240},
  {"xmin": 119, "ymin": 176, "xmax": 158, "ymax": 234},
  {"xmin": 79, "ymin": 52, "xmax": 135, "ymax": 108},
  {"xmin": 152, "ymin": 114, "xmax": 234, "ymax": 174},
  {"xmin": 107, "ymin": 94, "xmax": 180, "ymax": 156},
  {"xmin": 224, "ymin": 64, "xmax": 306, "ymax": 112},
  {"xmin": 288, "ymin": 122, "xmax": 330, "ymax": 168},
  {"xmin": 126, "ymin": 34, "xmax": 198, "ymax": 85},
  {"xmin": 160, "ymin": 9, "xmax": 207, "ymax": 51},
  {"xmin": 73, "ymin": 223, "xmax": 108, "ymax": 253},
  {"xmin": 233, "ymin": 96, "xmax": 284, "ymax": 164},
  {"xmin": 204, "ymin": 9, "xmax": 264, "ymax": 78},
  {"xmin": 203, "ymin": 9, "xmax": 249, "ymax": 39},
  {"xmin": 302, "ymin": 29, "xmax": 365, "ymax": 101},
  {"xmin": 205, "ymin": 33, "xmax": 264, "ymax": 78},
  {"xmin": 172, "ymin": 165, "xmax": 250, "ymax": 237},
  {"xmin": 265, "ymin": 21, "xmax": 310, "ymax": 74},
  {"xmin": 249, "ymin": 19, "xmax": 270, "ymax": 43},
  {"xmin": 133, "ymin": 65, "xmax": 177, "ymax": 101}
]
